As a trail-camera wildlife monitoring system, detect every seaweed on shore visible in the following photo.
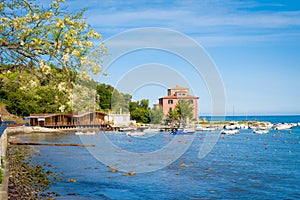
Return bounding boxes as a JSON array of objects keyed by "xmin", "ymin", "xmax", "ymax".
[{"xmin": 7, "ymin": 146, "xmax": 60, "ymax": 199}]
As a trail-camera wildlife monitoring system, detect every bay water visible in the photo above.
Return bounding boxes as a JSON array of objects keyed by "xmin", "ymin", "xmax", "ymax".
[{"xmin": 21, "ymin": 116, "xmax": 300, "ymax": 199}]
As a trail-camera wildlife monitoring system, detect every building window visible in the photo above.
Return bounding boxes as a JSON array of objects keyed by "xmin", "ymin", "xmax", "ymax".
[
  {"xmin": 169, "ymin": 107, "xmax": 172, "ymax": 112},
  {"xmin": 168, "ymin": 100, "xmax": 173, "ymax": 104},
  {"xmin": 189, "ymin": 100, "xmax": 193, "ymax": 104}
]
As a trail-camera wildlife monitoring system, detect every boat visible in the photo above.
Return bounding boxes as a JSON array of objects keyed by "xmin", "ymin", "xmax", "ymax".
[
  {"xmin": 171, "ymin": 128, "xmax": 195, "ymax": 135},
  {"xmin": 126, "ymin": 131, "xmax": 145, "ymax": 137},
  {"xmin": 75, "ymin": 131, "xmax": 96, "ymax": 135},
  {"xmin": 258, "ymin": 122, "xmax": 273, "ymax": 130},
  {"xmin": 274, "ymin": 123, "xmax": 293, "ymax": 130},
  {"xmin": 195, "ymin": 124, "xmax": 216, "ymax": 131},
  {"xmin": 171, "ymin": 129, "xmax": 184, "ymax": 135},
  {"xmin": 253, "ymin": 129, "xmax": 269, "ymax": 134},
  {"xmin": 249, "ymin": 121, "xmax": 273, "ymax": 130},
  {"xmin": 224, "ymin": 121, "xmax": 240, "ymax": 130},
  {"xmin": 119, "ymin": 127, "xmax": 137, "ymax": 132},
  {"xmin": 239, "ymin": 124, "xmax": 249, "ymax": 129},
  {"xmin": 143, "ymin": 127, "xmax": 160, "ymax": 133},
  {"xmin": 220, "ymin": 129, "xmax": 239, "ymax": 135},
  {"xmin": 183, "ymin": 127, "xmax": 195, "ymax": 134}
]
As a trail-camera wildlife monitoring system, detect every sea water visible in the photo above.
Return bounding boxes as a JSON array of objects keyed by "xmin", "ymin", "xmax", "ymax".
[{"xmin": 25, "ymin": 116, "xmax": 300, "ymax": 199}]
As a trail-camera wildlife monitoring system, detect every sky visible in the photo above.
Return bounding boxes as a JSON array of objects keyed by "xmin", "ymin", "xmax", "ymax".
[{"xmin": 62, "ymin": 0, "xmax": 300, "ymax": 116}]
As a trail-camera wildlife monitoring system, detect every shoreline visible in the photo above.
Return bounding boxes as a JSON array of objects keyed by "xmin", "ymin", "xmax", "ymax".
[
  {"xmin": 0, "ymin": 126, "xmax": 63, "ymax": 200},
  {"xmin": 0, "ymin": 126, "xmax": 71, "ymax": 200},
  {"xmin": 7, "ymin": 145, "xmax": 60, "ymax": 199}
]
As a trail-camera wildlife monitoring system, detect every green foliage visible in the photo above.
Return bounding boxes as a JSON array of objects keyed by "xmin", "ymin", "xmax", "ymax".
[
  {"xmin": 150, "ymin": 107, "xmax": 164, "ymax": 124},
  {"xmin": 168, "ymin": 109, "xmax": 180, "ymax": 121},
  {"xmin": 0, "ymin": 169, "xmax": 3, "ymax": 184},
  {"xmin": 140, "ymin": 99, "xmax": 149, "ymax": 110},
  {"xmin": 167, "ymin": 100, "xmax": 193, "ymax": 126},
  {"xmin": 0, "ymin": 67, "xmax": 133, "ymax": 116},
  {"xmin": 129, "ymin": 101, "xmax": 140, "ymax": 112},
  {"xmin": 131, "ymin": 108, "xmax": 150, "ymax": 124},
  {"xmin": 111, "ymin": 90, "xmax": 131, "ymax": 114},
  {"xmin": 0, "ymin": 0, "xmax": 105, "ymax": 79},
  {"xmin": 97, "ymin": 84, "xmax": 114, "ymax": 110},
  {"xmin": 175, "ymin": 100, "xmax": 193, "ymax": 123},
  {"xmin": 0, "ymin": 68, "xmax": 71, "ymax": 116},
  {"xmin": 95, "ymin": 83, "xmax": 132, "ymax": 113},
  {"xmin": 129, "ymin": 99, "xmax": 150, "ymax": 124},
  {"xmin": 0, "ymin": 0, "xmax": 106, "ymax": 116}
]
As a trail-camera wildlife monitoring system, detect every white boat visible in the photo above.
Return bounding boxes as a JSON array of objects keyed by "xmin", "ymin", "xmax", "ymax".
[
  {"xmin": 253, "ymin": 129, "xmax": 269, "ymax": 134},
  {"xmin": 239, "ymin": 124, "xmax": 249, "ymax": 129},
  {"xmin": 274, "ymin": 123, "xmax": 293, "ymax": 130},
  {"xmin": 224, "ymin": 121, "xmax": 240, "ymax": 130},
  {"xmin": 75, "ymin": 131, "xmax": 96, "ymax": 135},
  {"xmin": 249, "ymin": 121, "xmax": 273, "ymax": 130},
  {"xmin": 119, "ymin": 127, "xmax": 136, "ymax": 132},
  {"xmin": 195, "ymin": 124, "xmax": 216, "ymax": 131},
  {"xmin": 183, "ymin": 127, "xmax": 195, "ymax": 134},
  {"xmin": 143, "ymin": 127, "xmax": 160, "ymax": 133},
  {"xmin": 258, "ymin": 122, "xmax": 274, "ymax": 130},
  {"xmin": 126, "ymin": 131, "xmax": 145, "ymax": 137},
  {"xmin": 220, "ymin": 129, "xmax": 239, "ymax": 135}
]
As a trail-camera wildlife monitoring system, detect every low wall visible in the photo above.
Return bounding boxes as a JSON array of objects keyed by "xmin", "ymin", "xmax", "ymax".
[{"xmin": 0, "ymin": 129, "xmax": 8, "ymax": 200}]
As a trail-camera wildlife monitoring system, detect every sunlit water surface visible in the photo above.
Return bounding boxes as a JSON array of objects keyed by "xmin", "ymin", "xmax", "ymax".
[{"xmin": 20, "ymin": 116, "xmax": 300, "ymax": 199}]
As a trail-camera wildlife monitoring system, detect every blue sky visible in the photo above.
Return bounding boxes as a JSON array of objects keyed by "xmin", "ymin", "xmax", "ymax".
[{"xmin": 63, "ymin": 0, "xmax": 300, "ymax": 116}]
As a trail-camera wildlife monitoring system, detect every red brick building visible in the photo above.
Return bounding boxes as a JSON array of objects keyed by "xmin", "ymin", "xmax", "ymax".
[{"xmin": 158, "ymin": 86, "xmax": 199, "ymax": 120}]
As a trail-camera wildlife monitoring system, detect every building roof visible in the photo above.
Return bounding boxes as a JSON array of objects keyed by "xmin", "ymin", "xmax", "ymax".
[
  {"xmin": 29, "ymin": 113, "xmax": 58, "ymax": 118},
  {"xmin": 170, "ymin": 85, "xmax": 188, "ymax": 90},
  {"xmin": 159, "ymin": 94, "xmax": 199, "ymax": 100},
  {"xmin": 29, "ymin": 111, "xmax": 106, "ymax": 119}
]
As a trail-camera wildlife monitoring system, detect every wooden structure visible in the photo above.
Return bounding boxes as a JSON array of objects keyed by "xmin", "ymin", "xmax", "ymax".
[{"xmin": 29, "ymin": 111, "xmax": 108, "ymax": 128}]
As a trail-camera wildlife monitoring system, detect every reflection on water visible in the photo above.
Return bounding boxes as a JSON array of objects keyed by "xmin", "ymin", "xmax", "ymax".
[{"xmin": 23, "ymin": 126, "xmax": 300, "ymax": 199}]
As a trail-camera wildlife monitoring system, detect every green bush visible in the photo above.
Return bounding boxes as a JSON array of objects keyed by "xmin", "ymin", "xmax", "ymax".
[{"xmin": 0, "ymin": 169, "xmax": 3, "ymax": 184}]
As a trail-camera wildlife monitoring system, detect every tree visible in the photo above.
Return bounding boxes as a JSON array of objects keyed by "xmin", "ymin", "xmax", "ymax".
[
  {"xmin": 96, "ymin": 84, "xmax": 132, "ymax": 113},
  {"xmin": 0, "ymin": 69, "xmax": 71, "ymax": 115},
  {"xmin": 129, "ymin": 99, "xmax": 150, "ymax": 124},
  {"xmin": 96, "ymin": 84, "xmax": 114, "ymax": 110},
  {"xmin": 175, "ymin": 100, "xmax": 193, "ymax": 125},
  {"xmin": 111, "ymin": 90, "xmax": 131, "ymax": 114},
  {"xmin": 130, "ymin": 108, "xmax": 150, "ymax": 124},
  {"xmin": 129, "ymin": 101, "xmax": 140, "ymax": 112},
  {"xmin": 167, "ymin": 100, "xmax": 193, "ymax": 127},
  {"xmin": 0, "ymin": 0, "xmax": 106, "ymax": 114},
  {"xmin": 140, "ymin": 99, "xmax": 149, "ymax": 110},
  {"xmin": 0, "ymin": 0, "xmax": 105, "ymax": 77},
  {"xmin": 150, "ymin": 107, "xmax": 164, "ymax": 124},
  {"xmin": 167, "ymin": 109, "xmax": 180, "ymax": 128}
]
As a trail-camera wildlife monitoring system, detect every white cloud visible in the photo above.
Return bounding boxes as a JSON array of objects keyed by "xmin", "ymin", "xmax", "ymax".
[
  {"xmin": 62, "ymin": 0, "xmax": 300, "ymax": 46},
  {"xmin": 87, "ymin": 8, "xmax": 300, "ymax": 28}
]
